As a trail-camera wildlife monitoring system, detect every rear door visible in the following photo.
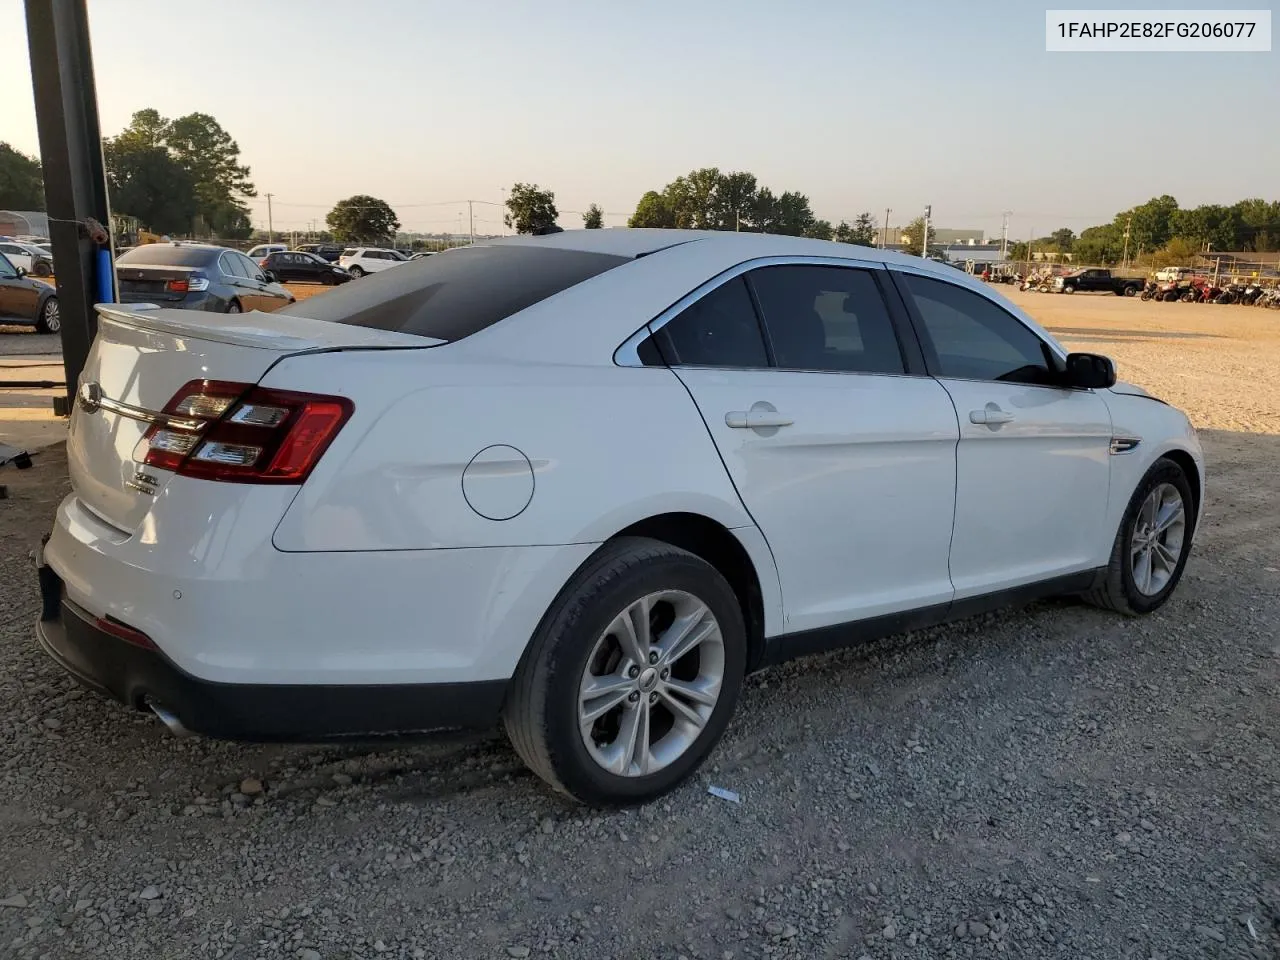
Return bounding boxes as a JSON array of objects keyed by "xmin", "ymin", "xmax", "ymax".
[
  {"xmin": 652, "ymin": 259, "xmax": 959, "ymax": 634},
  {"xmin": 892, "ymin": 269, "xmax": 1112, "ymax": 596}
]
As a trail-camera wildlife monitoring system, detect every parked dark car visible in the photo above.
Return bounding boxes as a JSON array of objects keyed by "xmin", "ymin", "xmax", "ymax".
[
  {"xmin": 1054, "ymin": 268, "xmax": 1143, "ymax": 296},
  {"xmin": 295, "ymin": 243, "xmax": 343, "ymax": 262},
  {"xmin": 261, "ymin": 250, "xmax": 351, "ymax": 285},
  {"xmin": 115, "ymin": 243, "xmax": 295, "ymax": 314},
  {"xmin": 0, "ymin": 252, "xmax": 59, "ymax": 332}
]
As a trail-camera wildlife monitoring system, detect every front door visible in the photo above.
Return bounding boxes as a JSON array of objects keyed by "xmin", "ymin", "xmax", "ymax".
[
  {"xmin": 893, "ymin": 270, "xmax": 1113, "ymax": 597},
  {"xmin": 654, "ymin": 262, "xmax": 960, "ymax": 634}
]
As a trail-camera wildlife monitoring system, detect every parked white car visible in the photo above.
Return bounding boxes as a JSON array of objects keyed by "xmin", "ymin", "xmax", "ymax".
[
  {"xmin": 245, "ymin": 243, "xmax": 288, "ymax": 261},
  {"xmin": 1155, "ymin": 266, "xmax": 1192, "ymax": 282},
  {"xmin": 36, "ymin": 229, "xmax": 1203, "ymax": 805},
  {"xmin": 337, "ymin": 246, "xmax": 408, "ymax": 278},
  {"xmin": 0, "ymin": 238, "xmax": 53, "ymax": 276}
]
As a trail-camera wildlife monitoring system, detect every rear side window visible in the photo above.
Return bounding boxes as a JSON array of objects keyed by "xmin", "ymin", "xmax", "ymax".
[
  {"xmin": 284, "ymin": 244, "xmax": 629, "ymax": 341},
  {"xmin": 341, "ymin": 249, "xmax": 359, "ymax": 258},
  {"xmin": 749, "ymin": 265, "xmax": 905, "ymax": 374},
  {"xmin": 652, "ymin": 276, "xmax": 769, "ymax": 368},
  {"xmin": 118, "ymin": 246, "xmax": 218, "ymax": 268}
]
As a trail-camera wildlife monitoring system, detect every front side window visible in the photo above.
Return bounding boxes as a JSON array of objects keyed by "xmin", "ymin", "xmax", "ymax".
[
  {"xmin": 749, "ymin": 265, "xmax": 905, "ymax": 374},
  {"xmin": 898, "ymin": 273, "xmax": 1054, "ymax": 385},
  {"xmin": 653, "ymin": 276, "xmax": 769, "ymax": 368},
  {"xmin": 0, "ymin": 254, "xmax": 16, "ymax": 279}
]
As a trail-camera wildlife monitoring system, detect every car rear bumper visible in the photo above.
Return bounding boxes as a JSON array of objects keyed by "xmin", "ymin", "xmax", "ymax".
[
  {"xmin": 42, "ymin": 489, "xmax": 594, "ymax": 686},
  {"xmin": 35, "ymin": 571, "xmax": 508, "ymax": 741}
]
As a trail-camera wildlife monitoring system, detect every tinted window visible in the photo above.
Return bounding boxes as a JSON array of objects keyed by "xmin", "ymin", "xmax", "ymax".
[
  {"xmin": 236, "ymin": 253, "xmax": 266, "ymax": 280},
  {"xmin": 0, "ymin": 254, "xmax": 16, "ymax": 279},
  {"xmin": 899, "ymin": 273, "xmax": 1054, "ymax": 384},
  {"xmin": 118, "ymin": 245, "xmax": 219, "ymax": 267},
  {"xmin": 341, "ymin": 249, "xmax": 359, "ymax": 258},
  {"xmin": 749, "ymin": 265, "xmax": 904, "ymax": 374},
  {"xmin": 282, "ymin": 244, "xmax": 629, "ymax": 342},
  {"xmin": 654, "ymin": 276, "xmax": 768, "ymax": 368}
]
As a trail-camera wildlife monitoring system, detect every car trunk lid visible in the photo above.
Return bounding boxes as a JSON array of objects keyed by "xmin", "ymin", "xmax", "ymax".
[
  {"xmin": 116, "ymin": 265, "xmax": 203, "ymax": 302},
  {"xmin": 68, "ymin": 304, "xmax": 439, "ymax": 534}
]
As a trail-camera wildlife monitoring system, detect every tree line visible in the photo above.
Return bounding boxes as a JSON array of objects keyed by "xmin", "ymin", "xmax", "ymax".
[{"xmin": 1010, "ymin": 196, "xmax": 1280, "ymax": 265}]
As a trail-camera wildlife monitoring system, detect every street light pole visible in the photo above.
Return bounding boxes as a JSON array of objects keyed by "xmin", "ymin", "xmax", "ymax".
[
  {"xmin": 882, "ymin": 208, "xmax": 891, "ymax": 248},
  {"xmin": 266, "ymin": 193, "xmax": 274, "ymax": 243},
  {"xmin": 921, "ymin": 205, "xmax": 931, "ymax": 257}
]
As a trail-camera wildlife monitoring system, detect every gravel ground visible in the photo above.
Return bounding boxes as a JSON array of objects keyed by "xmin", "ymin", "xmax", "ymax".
[{"xmin": 0, "ymin": 293, "xmax": 1277, "ymax": 959}]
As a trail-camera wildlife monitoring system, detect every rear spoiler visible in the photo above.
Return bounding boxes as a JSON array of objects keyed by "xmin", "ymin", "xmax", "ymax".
[{"xmin": 94, "ymin": 303, "xmax": 438, "ymax": 352}]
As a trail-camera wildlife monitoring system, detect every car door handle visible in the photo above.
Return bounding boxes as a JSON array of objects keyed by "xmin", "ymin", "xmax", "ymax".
[
  {"xmin": 725, "ymin": 410, "xmax": 794, "ymax": 429},
  {"xmin": 969, "ymin": 406, "xmax": 1015, "ymax": 425}
]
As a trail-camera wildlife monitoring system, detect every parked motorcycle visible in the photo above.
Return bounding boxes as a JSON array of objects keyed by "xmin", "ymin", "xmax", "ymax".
[{"xmin": 1139, "ymin": 280, "xmax": 1160, "ymax": 301}]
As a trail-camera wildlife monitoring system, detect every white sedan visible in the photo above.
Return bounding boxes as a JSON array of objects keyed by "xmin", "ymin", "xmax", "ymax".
[{"xmin": 36, "ymin": 230, "xmax": 1203, "ymax": 805}]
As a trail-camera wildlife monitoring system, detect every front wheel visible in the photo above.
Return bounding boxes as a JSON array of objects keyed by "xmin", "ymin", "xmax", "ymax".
[
  {"xmin": 1062, "ymin": 285, "xmax": 1075, "ymax": 294},
  {"xmin": 348, "ymin": 265, "xmax": 365, "ymax": 279},
  {"xmin": 1085, "ymin": 458, "xmax": 1194, "ymax": 616},
  {"xmin": 504, "ymin": 538, "xmax": 746, "ymax": 806},
  {"xmin": 1123, "ymin": 286, "xmax": 1137, "ymax": 296},
  {"xmin": 225, "ymin": 300, "xmax": 242, "ymax": 314},
  {"xmin": 35, "ymin": 296, "xmax": 60, "ymax": 333}
]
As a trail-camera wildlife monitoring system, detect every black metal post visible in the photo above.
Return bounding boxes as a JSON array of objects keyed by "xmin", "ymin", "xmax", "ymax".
[{"xmin": 25, "ymin": 0, "xmax": 114, "ymax": 411}]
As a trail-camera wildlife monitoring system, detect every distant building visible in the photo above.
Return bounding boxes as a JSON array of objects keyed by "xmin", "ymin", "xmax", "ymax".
[
  {"xmin": 0, "ymin": 210, "xmax": 49, "ymax": 238},
  {"xmin": 939, "ymin": 242, "xmax": 1007, "ymax": 263},
  {"xmin": 933, "ymin": 228, "xmax": 985, "ymax": 244}
]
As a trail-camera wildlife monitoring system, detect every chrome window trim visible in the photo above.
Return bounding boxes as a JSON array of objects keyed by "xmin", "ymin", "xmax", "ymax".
[
  {"xmin": 217, "ymin": 253, "xmax": 237, "ymax": 278},
  {"xmin": 613, "ymin": 254, "xmax": 887, "ymax": 368}
]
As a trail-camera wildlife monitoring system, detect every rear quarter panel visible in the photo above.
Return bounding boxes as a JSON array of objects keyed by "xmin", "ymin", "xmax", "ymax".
[{"xmin": 265, "ymin": 350, "xmax": 761, "ymax": 552}]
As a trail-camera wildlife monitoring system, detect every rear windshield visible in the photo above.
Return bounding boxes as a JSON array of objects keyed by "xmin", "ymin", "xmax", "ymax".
[
  {"xmin": 116, "ymin": 245, "xmax": 217, "ymax": 267},
  {"xmin": 284, "ymin": 244, "xmax": 629, "ymax": 341}
]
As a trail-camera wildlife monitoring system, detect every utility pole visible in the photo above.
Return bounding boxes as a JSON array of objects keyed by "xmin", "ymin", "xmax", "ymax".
[
  {"xmin": 1121, "ymin": 214, "xmax": 1132, "ymax": 268},
  {"xmin": 735, "ymin": 208, "xmax": 740, "ymax": 232},
  {"xmin": 266, "ymin": 193, "xmax": 274, "ymax": 243},
  {"xmin": 921, "ymin": 205, "xmax": 931, "ymax": 257},
  {"xmin": 882, "ymin": 208, "xmax": 891, "ymax": 248},
  {"xmin": 25, "ymin": 0, "xmax": 113, "ymax": 410},
  {"xmin": 468, "ymin": 200, "xmax": 475, "ymax": 244},
  {"xmin": 1000, "ymin": 211, "xmax": 1011, "ymax": 259}
]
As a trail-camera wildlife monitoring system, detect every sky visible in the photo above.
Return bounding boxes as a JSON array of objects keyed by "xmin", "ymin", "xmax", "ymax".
[{"xmin": 1, "ymin": 0, "xmax": 1276, "ymax": 239}]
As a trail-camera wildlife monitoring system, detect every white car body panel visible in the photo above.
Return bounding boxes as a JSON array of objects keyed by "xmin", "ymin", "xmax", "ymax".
[{"xmin": 337, "ymin": 248, "xmax": 407, "ymax": 275}]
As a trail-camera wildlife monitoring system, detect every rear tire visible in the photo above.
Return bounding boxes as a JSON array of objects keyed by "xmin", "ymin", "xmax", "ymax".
[
  {"xmin": 35, "ymin": 296, "xmax": 59, "ymax": 333},
  {"xmin": 1085, "ymin": 458, "xmax": 1195, "ymax": 616},
  {"xmin": 226, "ymin": 300, "xmax": 242, "ymax": 314},
  {"xmin": 1062, "ymin": 285, "xmax": 1075, "ymax": 294},
  {"xmin": 33, "ymin": 261, "xmax": 52, "ymax": 278},
  {"xmin": 1123, "ymin": 286, "xmax": 1137, "ymax": 296},
  {"xmin": 504, "ymin": 537, "xmax": 746, "ymax": 806}
]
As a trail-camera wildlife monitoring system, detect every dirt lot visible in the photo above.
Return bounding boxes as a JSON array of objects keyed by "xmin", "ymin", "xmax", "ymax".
[{"xmin": 0, "ymin": 290, "xmax": 1277, "ymax": 959}]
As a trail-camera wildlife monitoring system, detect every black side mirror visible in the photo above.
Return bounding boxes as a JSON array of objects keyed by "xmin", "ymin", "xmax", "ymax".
[
  {"xmin": 15, "ymin": 266, "xmax": 27, "ymax": 278},
  {"xmin": 1064, "ymin": 352, "xmax": 1116, "ymax": 389},
  {"xmin": 262, "ymin": 270, "xmax": 278, "ymax": 283}
]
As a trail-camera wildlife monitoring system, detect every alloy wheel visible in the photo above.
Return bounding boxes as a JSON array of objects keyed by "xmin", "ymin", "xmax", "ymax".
[
  {"xmin": 43, "ymin": 299, "xmax": 60, "ymax": 332},
  {"xmin": 578, "ymin": 590, "xmax": 724, "ymax": 777},
  {"xmin": 1130, "ymin": 482, "xmax": 1186, "ymax": 596}
]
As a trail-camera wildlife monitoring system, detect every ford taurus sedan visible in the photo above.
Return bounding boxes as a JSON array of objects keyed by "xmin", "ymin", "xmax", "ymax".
[{"xmin": 35, "ymin": 229, "xmax": 1203, "ymax": 805}]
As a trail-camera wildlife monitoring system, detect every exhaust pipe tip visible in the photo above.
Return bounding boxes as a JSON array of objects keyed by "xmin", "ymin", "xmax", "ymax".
[{"xmin": 146, "ymin": 698, "xmax": 191, "ymax": 738}]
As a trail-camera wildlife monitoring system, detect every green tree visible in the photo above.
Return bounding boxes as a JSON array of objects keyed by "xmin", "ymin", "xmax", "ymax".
[
  {"xmin": 1072, "ymin": 224, "xmax": 1123, "ymax": 264},
  {"xmin": 106, "ymin": 109, "xmax": 256, "ymax": 237},
  {"xmin": 582, "ymin": 203, "xmax": 604, "ymax": 229},
  {"xmin": 806, "ymin": 219, "xmax": 834, "ymax": 241},
  {"xmin": 103, "ymin": 139, "xmax": 198, "ymax": 235},
  {"xmin": 628, "ymin": 190, "xmax": 676, "ymax": 228},
  {"xmin": 0, "ymin": 143, "xmax": 45, "ymax": 210},
  {"xmin": 1116, "ymin": 195, "xmax": 1178, "ymax": 253},
  {"xmin": 504, "ymin": 182, "xmax": 558, "ymax": 234},
  {"xmin": 325, "ymin": 195, "xmax": 400, "ymax": 243},
  {"xmin": 835, "ymin": 212, "xmax": 876, "ymax": 245},
  {"xmin": 1049, "ymin": 227, "xmax": 1075, "ymax": 252},
  {"xmin": 900, "ymin": 216, "xmax": 936, "ymax": 255}
]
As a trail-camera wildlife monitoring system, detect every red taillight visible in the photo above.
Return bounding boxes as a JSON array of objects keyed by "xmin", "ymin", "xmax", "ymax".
[
  {"xmin": 137, "ymin": 379, "xmax": 353, "ymax": 484},
  {"xmin": 95, "ymin": 616, "xmax": 157, "ymax": 651},
  {"xmin": 165, "ymin": 279, "xmax": 189, "ymax": 293}
]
